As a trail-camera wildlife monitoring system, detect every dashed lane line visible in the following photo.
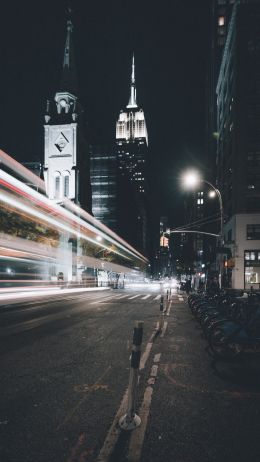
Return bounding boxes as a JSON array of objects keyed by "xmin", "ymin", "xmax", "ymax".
[
  {"xmin": 97, "ymin": 330, "xmax": 159, "ymax": 461},
  {"xmin": 127, "ymin": 354, "xmax": 161, "ymax": 462}
]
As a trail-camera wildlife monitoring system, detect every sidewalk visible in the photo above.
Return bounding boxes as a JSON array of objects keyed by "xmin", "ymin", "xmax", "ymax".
[{"xmin": 121, "ymin": 292, "xmax": 260, "ymax": 462}]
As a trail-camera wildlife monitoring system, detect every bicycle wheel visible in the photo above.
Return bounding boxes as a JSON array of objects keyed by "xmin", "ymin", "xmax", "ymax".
[{"xmin": 209, "ymin": 323, "xmax": 243, "ymax": 359}]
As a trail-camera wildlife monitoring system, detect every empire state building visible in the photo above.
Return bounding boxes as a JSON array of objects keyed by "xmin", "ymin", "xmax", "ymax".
[
  {"xmin": 116, "ymin": 55, "xmax": 149, "ymax": 254},
  {"xmin": 116, "ymin": 55, "xmax": 148, "ymax": 194}
]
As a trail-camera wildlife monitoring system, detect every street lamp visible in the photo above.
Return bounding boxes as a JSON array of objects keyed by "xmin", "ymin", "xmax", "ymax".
[{"xmin": 181, "ymin": 169, "xmax": 224, "ymax": 287}]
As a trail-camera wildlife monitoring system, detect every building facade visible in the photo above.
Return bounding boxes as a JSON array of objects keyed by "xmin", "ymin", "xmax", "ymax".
[
  {"xmin": 216, "ymin": 1, "xmax": 260, "ymax": 288},
  {"xmin": 90, "ymin": 145, "xmax": 117, "ymax": 231}
]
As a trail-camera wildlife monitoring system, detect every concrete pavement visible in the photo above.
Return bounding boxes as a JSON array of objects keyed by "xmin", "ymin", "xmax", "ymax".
[{"xmin": 105, "ymin": 292, "xmax": 260, "ymax": 462}]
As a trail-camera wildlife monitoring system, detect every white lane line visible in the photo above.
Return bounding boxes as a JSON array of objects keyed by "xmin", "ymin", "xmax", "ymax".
[
  {"xmin": 90, "ymin": 294, "xmax": 123, "ymax": 305},
  {"xmin": 139, "ymin": 342, "xmax": 153, "ymax": 370},
  {"xmin": 154, "ymin": 294, "xmax": 161, "ymax": 300},
  {"xmin": 141, "ymin": 294, "xmax": 150, "ymax": 300},
  {"xmin": 127, "ymin": 353, "xmax": 161, "ymax": 462},
  {"xmin": 97, "ymin": 387, "xmax": 129, "ymax": 462},
  {"xmin": 160, "ymin": 321, "xmax": 168, "ymax": 338},
  {"xmin": 128, "ymin": 294, "xmax": 142, "ymax": 300},
  {"xmin": 178, "ymin": 296, "xmax": 184, "ymax": 301},
  {"xmin": 154, "ymin": 353, "xmax": 161, "ymax": 363},
  {"xmin": 150, "ymin": 365, "xmax": 158, "ymax": 377},
  {"xmin": 166, "ymin": 300, "xmax": 172, "ymax": 317},
  {"xmin": 97, "ymin": 330, "xmax": 157, "ymax": 461},
  {"xmin": 127, "ymin": 386, "xmax": 153, "ymax": 462}
]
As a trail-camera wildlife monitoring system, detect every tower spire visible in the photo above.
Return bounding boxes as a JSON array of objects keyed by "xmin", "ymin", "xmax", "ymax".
[
  {"xmin": 60, "ymin": 6, "xmax": 78, "ymax": 96},
  {"xmin": 127, "ymin": 53, "xmax": 137, "ymax": 108}
]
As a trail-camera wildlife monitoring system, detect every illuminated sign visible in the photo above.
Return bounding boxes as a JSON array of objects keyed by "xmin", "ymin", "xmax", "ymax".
[{"xmin": 160, "ymin": 235, "xmax": 169, "ymax": 248}]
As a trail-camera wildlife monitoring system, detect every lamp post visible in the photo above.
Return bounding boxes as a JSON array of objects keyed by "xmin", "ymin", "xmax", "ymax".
[{"xmin": 182, "ymin": 170, "xmax": 224, "ymax": 288}]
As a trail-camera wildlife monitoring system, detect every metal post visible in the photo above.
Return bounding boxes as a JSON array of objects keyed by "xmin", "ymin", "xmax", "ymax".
[
  {"xmin": 159, "ymin": 297, "xmax": 164, "ymax": 330},
  {"xmin": 203, "ymin": 180, "xmax": 223, "ymax": 289},
  {"xmin": 119, "ymin": 321, "xmax": 143, "ymax": 430}
]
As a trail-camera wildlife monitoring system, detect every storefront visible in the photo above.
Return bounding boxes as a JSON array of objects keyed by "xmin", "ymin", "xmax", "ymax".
[{"xmin": 244, "ymin": 250, "xmax": 260, "ymax": 289}]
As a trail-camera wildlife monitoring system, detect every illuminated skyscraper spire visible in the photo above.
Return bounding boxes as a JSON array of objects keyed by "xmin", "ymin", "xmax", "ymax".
[{"xmin": 127, "ymin": 53, "xmax": 137, "ymax": 108}]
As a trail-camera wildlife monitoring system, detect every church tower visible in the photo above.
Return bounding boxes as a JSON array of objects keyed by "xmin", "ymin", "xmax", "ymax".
[{"xmin": 43, "ymin": 14, "xmax": 92, "ymax": 213}]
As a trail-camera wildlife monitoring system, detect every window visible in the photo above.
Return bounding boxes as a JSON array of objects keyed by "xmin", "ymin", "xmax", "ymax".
[
  {"xmin": 64, "ymin": 176, "xmax": 69, "ymax": 197},
  {"xmin": 245, "ymin": 251, "xmax": 256, "ymax": 261},
  {"xmin": 218, "ymin": 16, "xmax": 225, "ymax": 26},
  {"xmin": 247, "ymin": 224, "xmax": 260, "ymax": 240},
  {"xmin": 55, "ymin": 176, "xmax": 60, "ymax": 199}
]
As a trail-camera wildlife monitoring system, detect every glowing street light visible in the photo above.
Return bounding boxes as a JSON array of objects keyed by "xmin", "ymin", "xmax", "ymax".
[{"xmin": 181, "ymin": 170, "xmax": 201, "ymax": 189}]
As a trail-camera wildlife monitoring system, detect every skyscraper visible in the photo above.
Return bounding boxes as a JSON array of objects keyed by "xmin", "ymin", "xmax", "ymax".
[
  {"xmin": 90, "ymin": 145, "xmax": 117, "ymax": 231},
  {"xmin": 206, "ymin": 0, "xmax": 236, "ymax": 165},
  {"xmin": 216, "ymin": 1, "xmax": 260, "ymax": 288},
  {"xmin": 116, "ymin": 55, "xmax": 149, "ymax": 254},
  {"xmin": 43, "ymin": 15, "xmax": 92, "ymax": 213}
]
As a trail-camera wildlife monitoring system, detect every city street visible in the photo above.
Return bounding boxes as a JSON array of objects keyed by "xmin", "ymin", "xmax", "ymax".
[{"xmin": 1, "ymin": 288, "xmax": 260, "ymax": 462}]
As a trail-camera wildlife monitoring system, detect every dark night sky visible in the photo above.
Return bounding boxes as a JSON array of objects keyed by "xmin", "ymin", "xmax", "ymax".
[{"xmin": 0, "ymin": 0, "xmax": 210, "ymax": 227}]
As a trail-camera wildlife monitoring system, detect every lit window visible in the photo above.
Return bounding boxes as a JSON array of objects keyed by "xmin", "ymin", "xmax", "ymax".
[{"xmin": 218, "ymin": 16, "xmax": 225, "ymax": 26}]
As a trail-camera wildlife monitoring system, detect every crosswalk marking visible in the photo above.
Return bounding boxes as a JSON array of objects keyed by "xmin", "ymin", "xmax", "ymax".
[
  {"xmin": 128, "ymin": 294, "xmax": 142, "ymax": 300},
  {"xmin": 154, "ymin": 295, "xmax": 161, "ymax": 300},
  {"xmin": 116, "ymin": 294, "xmax": 129, "ymax": 299},
  {"xmin": 90, "ymin": 293, "xmax": 123, "ymax": 305},
  {"xmin": 141, "ymin": 294, "xmax": 151, "ymax": 300}
]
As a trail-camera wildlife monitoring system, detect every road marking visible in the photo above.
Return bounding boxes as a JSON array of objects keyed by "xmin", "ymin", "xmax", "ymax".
[
  {"xmin": 150, "ymin": 365, "xmax": 158, "ymax": 377},
  {"xmin": 127, "ymin": 353, "xmax": 161, "ymax": 462},
  {"xmin": 154, "ymin": 294, "xmax": 161, "ymax": 300},
  {"xmin": 97, "ymin": 331, "xmax": 158, "ymax": 461},
  {"xmin": 115, "ymin": 294, "xmax": 130, "ymax": 299},
  {"xmin": 90, "ymin": 294, "xmax": 123, "ymax": 305},
  {"xmin": 178, "ymin": 296, "xmax": 184, "ymax": 301},
  {"xmin": 139, "ymin": 342, "xmax": 153, "ymax": 370},
  {"xmin": 154, "ymin": 353, "xmax": 161, "ymax": 363},
  {"xmin": 160, "ymin": 321, "xmax": 168, "ymax": 337},
  {"xmin": 141, "ymin": 294, "xmax": 150, "ymax": 300},
  {"xmin": 166, "ymin": 300, "xmax": 172, "ymax": 316},
  {"xmin": 127, "ymin": 386, "xmax": 153, "ymax": 462},
  {"xmin": 128, "ymin": 294, "xmax": 142, "ymax": 300}
]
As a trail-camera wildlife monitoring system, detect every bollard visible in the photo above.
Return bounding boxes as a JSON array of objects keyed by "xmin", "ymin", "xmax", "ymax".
[
  {"xmin": 119, "ymin": 321, "xmax": 144, "ymax": 430},
  {"xmin": 159, "ymin": 297, "xmax": 164, "ymax": 330}
]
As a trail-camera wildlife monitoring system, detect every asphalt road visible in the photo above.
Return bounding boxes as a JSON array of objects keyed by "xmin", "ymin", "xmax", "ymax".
[
  {"xmin": 1, "ymin": 288, "xmax": 260, "ymax": 462},
  {"xmin": 0, "ymin": 287, "xmax": 162, "ymax": 462}
]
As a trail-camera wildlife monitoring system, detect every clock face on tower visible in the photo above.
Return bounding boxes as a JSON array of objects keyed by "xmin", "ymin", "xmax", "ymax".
[{"xmin": 54, "ymin": 132, "xmax": 69, "ymax": 152}]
